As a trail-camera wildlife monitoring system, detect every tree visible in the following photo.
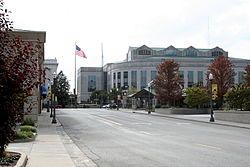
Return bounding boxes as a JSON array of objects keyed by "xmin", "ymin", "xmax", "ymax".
[
  {"xmin": 224, "ymin": 85, "xmax": 250, "ymax": 111},
  {"xmin": 127, "ymin": 87, "xmax": 138, "ymax": 96},
  {"xmin": 0, "ymin": 0, "xmax": 40, "ymax": 157},
  {"xmin": 154, "ymin": 60, "xmax": 182, "ymax": 107},
  {"xmin": 184, "ymin": 87, "xmax": 210, "ymax": 108},
  {"xmin": 244, "ymin": 64, "xmax": 250, "ymax": 87},
  {"xmin": 90, "ymin": 90, "xmax": 108, "ymax": 104},
  {"xmin": 207, "ymin": 55, "xmax": 235, "ymax": 107},
  {"xmin": 54, "ymin": 71, "xmax": 70, "ymax": 107}
]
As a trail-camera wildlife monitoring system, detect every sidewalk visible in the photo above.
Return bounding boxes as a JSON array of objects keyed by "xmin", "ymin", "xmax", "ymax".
[
  {"xmin": 120, "ymin": 108, "xmax": 250, "ymax": 129},
  {"xmin": 7, "ymin": 110, "xmax": 97, "ymax": 167}
]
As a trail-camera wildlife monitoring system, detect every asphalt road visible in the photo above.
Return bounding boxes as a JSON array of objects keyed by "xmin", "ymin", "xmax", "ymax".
[{"xmin": 57, "ymin": 108, "xmax": 250, "ymax": 167}]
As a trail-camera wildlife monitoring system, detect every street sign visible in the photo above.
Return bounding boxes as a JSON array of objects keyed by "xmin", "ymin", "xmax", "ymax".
[{"xmin": 212, "ymin": 84, "xmax": 218, "ymax": 95}]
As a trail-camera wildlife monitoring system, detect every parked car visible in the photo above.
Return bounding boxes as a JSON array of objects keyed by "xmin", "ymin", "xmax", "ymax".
[
  {"xmin": 102, "ymin": 104, "xmax": 110, "ymax": 108},
  {"xmin": 102, "ymin": 103, "xmax": 118, "ymax": 109},
  {"xmin": 110, "ymin": 103, "xmax": 118, "ymax": 109}
]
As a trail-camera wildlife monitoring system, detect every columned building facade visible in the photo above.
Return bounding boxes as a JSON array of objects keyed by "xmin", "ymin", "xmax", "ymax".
[{"xmin": 78, "ymin": 45, "xmax": 250, "ymax": 103}]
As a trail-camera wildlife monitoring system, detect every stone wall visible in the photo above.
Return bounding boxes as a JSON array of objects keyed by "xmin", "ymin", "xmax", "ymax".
[
  {"xmin": 156, "ymin": 108, "xmax": 209, "ymax": 115},
  {"xmin": 214, "ymin": 111, "xmax": 250, "ymax": 124}
]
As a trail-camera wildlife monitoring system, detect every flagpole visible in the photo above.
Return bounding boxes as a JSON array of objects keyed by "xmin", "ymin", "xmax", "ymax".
[
  {"xmin": 74, "ymin": 42, "xmax": 78, "ymax": 108},
  {"xmin": 101, "ymin": 43, "xmax": 104, "ymax": 68},
  {"xmin": 74, "ymin": 42, "xmax": 76, "ymax": 95}
]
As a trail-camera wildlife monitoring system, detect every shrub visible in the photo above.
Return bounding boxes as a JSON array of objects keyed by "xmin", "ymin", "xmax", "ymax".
[
  {"xmin": 184, "ymin": 87, "xmax": 210, "ymax": 108},
  {"xmin": 21, "ymin": 118, "xmax": 35, "ymax": 127},
  {"xmin": 20, "ymin": 126, "xmax": 37, "ymax": 133},
  {"xmin": 15, "ymin": 131, "xmax": 28, "ymax": 140},
  {"xmin": 15, "ymin": 131, "xmax": 34, "ymax": 140},
  {"xmin": 224, "ymin": 85, "xmax": 250, "ymax": 111}
]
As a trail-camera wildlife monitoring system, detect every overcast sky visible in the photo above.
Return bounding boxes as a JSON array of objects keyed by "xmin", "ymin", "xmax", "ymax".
[{"xmin": 5, "ymin": 0, "xmax": 250, "ymax": 90}]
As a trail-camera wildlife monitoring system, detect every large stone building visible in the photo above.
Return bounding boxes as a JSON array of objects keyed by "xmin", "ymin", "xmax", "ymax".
[
  {"xmin": 44, "ymin": 58, "xmax": 59, "ymax": 90},
  {"xmin": 78, "ymin": 45, "xmax": 250, "ymax": 103},
  {"xmin": 10, "ymin": 30, "xmax": 46, "ymax": 121}
]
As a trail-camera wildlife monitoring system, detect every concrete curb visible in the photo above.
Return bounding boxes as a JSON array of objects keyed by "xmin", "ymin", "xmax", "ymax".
[
  {"xmin": 127, "ymin": 110, "xmax": 250, "ymax": 130},
  {"xmin": 14, "ymin": 151, "xmax": 28, "ymax": 167},
  {"xmin": 56, "ymin": 118, "xmax": 98, "ymax": 167}
]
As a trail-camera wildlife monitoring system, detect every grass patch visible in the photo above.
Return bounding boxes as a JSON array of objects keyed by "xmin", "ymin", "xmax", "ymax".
[
  {"xmin": 15, "ymin": 131, "xmax": 34, "ymax": 139},
  {"xmin": 20, "ymin": 125, "xmax": 37, "ymax": 133}
]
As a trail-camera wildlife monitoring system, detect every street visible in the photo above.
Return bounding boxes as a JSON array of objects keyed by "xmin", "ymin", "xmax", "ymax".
[{"xmin": 57, "ymin": 108, "xmax": 250, "ymax": 167}]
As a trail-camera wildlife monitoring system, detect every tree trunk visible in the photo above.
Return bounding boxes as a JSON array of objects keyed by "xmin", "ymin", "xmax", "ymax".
[{"xmin": 0, "ymin": 145, "xmax": 6, "ymax": 157}]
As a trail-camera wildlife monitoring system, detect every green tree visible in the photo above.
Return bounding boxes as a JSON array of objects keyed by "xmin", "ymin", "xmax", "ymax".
[
  {"xmin": 154, "ymin": 60, "xmax": 182, "ymax": 107},
  {"xmin": 54, "ymin": 71, "xmax": 70, "ymax": 107},
  {"xmin": 127, "ymin": 87, "xmax": 138, "ymax": 96},
  {"xmin": 0, "ymin": 0, "xmax": 40, "ymax": 157},
  {"xmin": 90, "ymin": 90, "xmax": 108, "ymax": 104},
  {"xmin": 207, "ymin": 55, "xmax": 235, "ymax": 107},
  {"xmin": 224, "ymin": 85, "xmax": 250, "ymax": 111},
  {"xmin": 184, "ymin": 87, "xmax": 210, "ymax": 108}
]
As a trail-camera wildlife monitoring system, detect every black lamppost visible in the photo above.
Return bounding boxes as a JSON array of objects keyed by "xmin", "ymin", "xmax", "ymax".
[
  {"xmin": 50, "ymin": 83, "xmax": 53, "ymax": 117},
  {"xmin": 47, "ymin": 85, "xmax": 50, "ymax": 112},
  {"xmin": 52, "ymin": 72, "xmax": 57, "ymax": 124},
  {"xmin": 209, "ymin": 73, "xmax": 215, "ymax": 122},
  {"xmin": 116, "ymin": 88, "xmax": 119, "ymax": 110},
  {"xmin": 147, "ymin": 83, "xmax": 151, "ymax": 114}
]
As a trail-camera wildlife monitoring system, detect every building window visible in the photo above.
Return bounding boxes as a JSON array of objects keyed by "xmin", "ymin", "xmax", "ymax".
[
  {"xmin": 165, "ymin": 50, "xmax": 177, "ymax": 56},
  {"xmin": 138, "ymin": 50, "xmax": 151, "ymax": 55},
  {"xmin": 113, "ymin": 73, "xmax": 116, "ymax": 81},
  {"xmin": 141, "ymin": 71, "xmax": 147, "ymax": 89},
  {"xmin": 131, "ymin": 71, "xmax": 137, "ymax": 89},
  {"xmin": 113, "ymin": 72, "xmax": 116, "ymax": 88},
  {"xmin": 212, "ymin": 51, "xmax": 223, "ymax": 57},
  {"xmin": 184, "ymin": 50, "xmax": 197, "ymax": 57},
  {"xmin": 178, "ymin": 71, "xmax": 184, "ymax": 88},
  {"xmin": 238, "ymin": 71, "xmax": 244, "ymax": 84},
  {"xmin": 188, "ymin": 71, "xmax": 194, "ymax": 87},
  {"xmin": 117, "ymin": 72, "xmax": 121, "ymax": 89},
  {"xmin": 197, "ymin": 71, "xmax": 203, "ymax": 86},
  {"xmin": 123, "ymin": 71, "xmax": 128, "ymax": 87},
  {"xmin": 88, "ymin": 75, "xmax": 96, "ymax": 92},
  {"xmin": 151, "ymin": 71, "xmax": 157, "ymax": 81}
]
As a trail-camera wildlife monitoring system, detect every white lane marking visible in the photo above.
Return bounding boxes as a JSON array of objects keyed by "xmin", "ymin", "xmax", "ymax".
[
  {"xmin": 139, "ymin": 131, "xmax": 152, "ymax": 135},
  {"xmin": 93, "ymin": 115, "xmax": 122, "ymax": 126},
  {"xmin": 196, "ymin": 143, "xmax": 222, "ymax": 150}
]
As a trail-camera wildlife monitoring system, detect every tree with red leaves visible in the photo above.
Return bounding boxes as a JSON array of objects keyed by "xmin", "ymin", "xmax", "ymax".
[
  {"xmin": 154, "ymin": 60, "xmax": 182, "ymax": 107},
  {"xmin": 0, "ymin": 0, "xmax": 40, "ymax": 157},
  {"xmin": 207, "ymin": 55, "xmax": 235, "ymax": 107},
  {"xmin": 244, "ymin": 64, "xmax": 250, "ymax": 87}
]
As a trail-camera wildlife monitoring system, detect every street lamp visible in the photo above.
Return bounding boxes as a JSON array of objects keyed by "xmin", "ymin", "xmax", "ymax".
[
  {"xmin": 147, "ymin": 83, "xmax": 151, "ymax": 114},
  {"xmin": 52, "ymin": 72, "xmax": 57, "ymax": 124},
  {"xmin": 209, "ymin": 73, "xmax": 215, "ymax": 122},
  {"xmin": 50, "ymin": 80, "xmax": 53, "ymax": 118},
  {"xmin": 47, "ymin": 83, "xmax": 50, "ymax": 112},
  {"xmin": 116, "ymin": 88, "xmax": 119, "ymax": 110}
]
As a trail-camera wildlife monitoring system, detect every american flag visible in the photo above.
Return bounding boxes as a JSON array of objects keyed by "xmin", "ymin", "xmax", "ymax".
[{"xmin": 75, "ymin": 44, "xmax": 87, "ymax": 58}]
